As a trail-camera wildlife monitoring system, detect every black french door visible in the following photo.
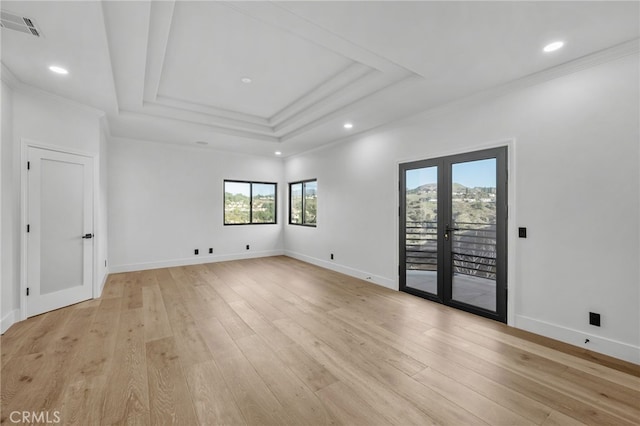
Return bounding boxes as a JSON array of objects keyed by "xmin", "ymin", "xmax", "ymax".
[{"xmin": 399, "ymin": 147, "xmax": 507, "ymax": 322}]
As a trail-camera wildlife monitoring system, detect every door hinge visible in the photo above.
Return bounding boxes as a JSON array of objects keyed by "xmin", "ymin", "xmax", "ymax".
[
  {"xmin": 27, "ymin": 161, "xmax": 30, "ymax": 170},
  {"xmin": 27, "ymin": 224, "xmax": 30, "ymax": 233},
  {"xmin": 26, "ymin": 287, "xmax": 30, "ymax": 296}
]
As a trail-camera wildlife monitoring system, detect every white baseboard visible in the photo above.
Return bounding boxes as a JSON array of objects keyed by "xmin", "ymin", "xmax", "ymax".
[
  {"xmin": 284, "ymin": 250, "xmax": 397, "ymax": 290},
  {"xmin": 515, "ymin": 315, "xmax": 640, "ymax": 365},
  {"xmin": 109, "ymin": 250, "xmax": 285, "ymax": 274},
  {"xmin": 98, "ymin": 268, "xmax": 109, "ymax": 297},
  {"xmin": 1, "ymin": 309, "xmax": 19, "ymax": 334}
]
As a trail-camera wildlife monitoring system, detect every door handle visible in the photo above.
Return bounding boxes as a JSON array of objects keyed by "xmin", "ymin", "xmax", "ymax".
[
  {"xmin": 444, "ymin": 224, "xmax": 459, "ymax": 241},
  {"xmin": 82, "ymin": 233, "xmax": 94, "ymax": 239}
]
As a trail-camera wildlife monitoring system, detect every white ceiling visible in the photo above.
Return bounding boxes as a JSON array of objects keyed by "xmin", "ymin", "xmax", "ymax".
[{"xmin": 1, "ymin": 1, "xmax": 639, "ymax": 157}]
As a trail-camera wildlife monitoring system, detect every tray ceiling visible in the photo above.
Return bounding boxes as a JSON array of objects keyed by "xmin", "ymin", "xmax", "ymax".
[{"xmin": 1, "ymin": 1, "xmax": 638, "ymax": 156}]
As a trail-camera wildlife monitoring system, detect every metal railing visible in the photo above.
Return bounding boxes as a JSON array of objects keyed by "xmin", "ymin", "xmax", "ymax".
[{"xmin": 405, "ymin": 221, "xmax": 496, "ymax": 280}]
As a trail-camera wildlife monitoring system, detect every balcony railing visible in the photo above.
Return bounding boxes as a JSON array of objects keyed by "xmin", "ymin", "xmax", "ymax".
[{"xmin": 405, "ymin": 221, "xmax": 496, "ymax": 280}]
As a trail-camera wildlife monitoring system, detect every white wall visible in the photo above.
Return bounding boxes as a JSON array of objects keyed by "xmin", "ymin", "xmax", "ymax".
[
  {"xmin": 284, "ymin": 54, "xmax": 640, "ymax": 363},
  {"xmin": 1, "ymin": 86, "xmax": 106, "ymax": 329},
  {"xmin": 97, "ymin": 120, "xmax": 109, "ymax": 292},
  {"xmin": 108, "ymin": 138, "xmax": 284, "ymax": 272},
  {"xmin": 1, "ymin": 80, "xmax": 16, "ymax": 333}
]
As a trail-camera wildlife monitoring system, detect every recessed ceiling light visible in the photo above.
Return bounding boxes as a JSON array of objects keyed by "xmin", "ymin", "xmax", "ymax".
[
  {"xmin": 543, "ymin": 41, "xmax": 564, "ymax": 53},
  {"xmin": 48, "ymin": 65, "xmax": 68, "ymax": 75},
  {"xmin": 241, "ymin": 77, "xmax": 252, "ymax": 84},
  {"xmin": 343, "ymin": 123, "xmax": 353, "ymax": 129},
  {"xmin": 195, "ymin": 141, "xmax": 208, "ymax": 145},
  {"xmin": 274, "ymin": 151, "xmax": 282, "ymax": 156}
]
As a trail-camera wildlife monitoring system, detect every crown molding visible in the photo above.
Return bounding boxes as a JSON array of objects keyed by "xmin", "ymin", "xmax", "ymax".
[
  {"xmin": 117, "ymin": 110, "xmax": 279, "ymax": 143},
  {"xmin": 286, "ymin": 38, "xmax": 640, "ymax": 159},
  {"xmin": 226, "ymin": 1, "xmax": 417, "ymax": 76},
  {"xmin": 2, "ymin": 62, "xmax": 105, "ymax": 118},
  {"xmin": 491, "ymin": 38, "xmax": 640, "ymax": 101},
  {"xmin": 141, "ymin": 101, "xmax": 274, "ymax": 136},
  {"xmin": 275, "ymin": 68, "xmax": 395, "ymax": 137},
  {"xmin": 153, "ymin": 95, "xmax": 269, "ymax": 126},
  {"xmin": 270, "ymin": 62, "xmax": 373, "ymax": 126},
  {"xmin": 143, "ymin": 0, "xmax": 175, "ymax": 102},
  {"xmin": 280, "ymin": 73, "xmax": 422, "ymax": 142}
]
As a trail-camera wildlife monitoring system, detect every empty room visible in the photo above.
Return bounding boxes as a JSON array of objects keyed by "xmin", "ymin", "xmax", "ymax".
[{"xmin": 1, "ymin": 1, "xmax": 639, "ymax": 425}]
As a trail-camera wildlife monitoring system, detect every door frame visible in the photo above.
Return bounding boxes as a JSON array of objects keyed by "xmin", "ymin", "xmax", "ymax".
[
  {"xmin": 395, "ymin": 139, "xmax": 517, "ymax": 326},
  {"xmin": 20, "ymin": 139, "xmax": 99, "ymax": 320}
]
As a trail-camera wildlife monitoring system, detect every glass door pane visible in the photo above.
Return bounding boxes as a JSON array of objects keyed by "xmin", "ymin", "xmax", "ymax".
[
  {"xmin": 40, "ymin": 158, "xmax": 85, "ymax": 295},
  {"xmin": 404, "ymin": 166, "xmax": 438, "ymax": 296},
  {"xmin": 450, "ymin": 158, "xmax": 497, "ymax": 312}
]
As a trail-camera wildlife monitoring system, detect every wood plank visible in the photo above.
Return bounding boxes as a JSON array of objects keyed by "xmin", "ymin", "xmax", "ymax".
[
  {"xmin": 1, "ymin": 306, "xmax": 97, "ymax": 418},
  {"xmin": 276, "ymin": 343, "xmax": 339, "ymax": 392},
  {"xmin": 199, "ymin": 321, "xmax": 290, "ymax": 425},
  {"xmin": 12, "ymin": 307, "xmax": 73, "ymax": 356},
  {"xmin": 165, "ymin": 302, "xmax": 213, "ymax": 368},
  {"xmin": 422, "ymin": 327, "xmax": 634, "ymax": 425},
  {"xmin": 2, "ymin": 257, "xmax": 639, "ymax": 425},
  {"xmin": 273, "ymin": 317, "xmax": 471, "ymax": 425},
  {"xmin": 142, "ymin": 285, "xmax": 173, "ymax": 342},
  {"xmin": 59, "ymin": 375, "xmax": 107, "ymax": 425},
  {"xmin": 184, "ymin": 361, "xmax": 247, "ymax": 426},
  {"xmin": 431, "ymin": 326, "xmax": 640, "ymax": 424},
  {"xmin": 467, "ymin": 323, "xmax": 640, "ymax": 390},
  {"xmin": 145, "ymin": 337, "xmax": 199, "ymax": 425},
  {"xmin": 0, "ymin": 315, "xmax": 44, "ymax": 368},
  {"xmin": 235, "ymin": 333, "xmax": 338, "ymax": 425},
  {"xmin": 315, "ymin": 381, "xmax": 379, "ymax": 426},
  {"xmin": 101, "ymin": 274, "xmax": 125, "ymax": 299},
  {"xmin": 542, "ymin": 410, "xmax": 589, "ymax": 426},
  {"xmin": 123, "ymin": 279, "xmax": 143, "ymax": 310},
  {"xmin": 413, "ymin": 367, "xmax": 536, "ymax": 425},
  {"xmin": 101, "ymin": 308, "xmax": 150, "ymax": 425},
  {"xmin": 330, "ymin": 306, "xmax": 553, "ymax": 424},
  {"xmin": 70, "ymin": 297, "xmax": 122, "ymax": 380},
  {"xmin": 228, "ymin": 300, "xmax": 295, "ymax": 351}
]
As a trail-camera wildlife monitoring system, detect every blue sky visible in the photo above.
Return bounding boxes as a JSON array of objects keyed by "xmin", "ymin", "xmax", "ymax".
[
  {"xmin": 406, "ymin": 158, "xmax": 496, "ymax": 190},
  {"xmin": 225, "ymin": 182, "xmax": 275, "ymax": 196}
]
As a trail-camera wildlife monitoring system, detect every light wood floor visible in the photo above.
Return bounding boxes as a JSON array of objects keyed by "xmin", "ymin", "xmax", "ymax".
[{"xmin": 1, "ymin": 256, "xmax": 639, "ymax": 425}]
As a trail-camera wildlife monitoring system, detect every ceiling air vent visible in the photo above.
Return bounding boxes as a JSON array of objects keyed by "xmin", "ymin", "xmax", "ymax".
[{"xmin": 0, "ymin": 10, "xmax": 41, "ymax": 37}]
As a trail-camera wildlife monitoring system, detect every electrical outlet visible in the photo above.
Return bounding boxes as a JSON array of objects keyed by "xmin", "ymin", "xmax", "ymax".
[
  {"xmin": 589, "ymin": 312, "xmax": 601, "ymax": 327},
  {"xmin": 209, "ymin": 248, "xmax": 213, "ymax": 254},
  {"xmin": 518, "ymin": 227, "xmax": 527, "ymax": 238},
  {"xmin": 330, "ymin": 253, "xmax": 334, "ymax": 260},
  {"xmin": 194, "ymin": 249, "xmax": 199, "ymax": 255},
  {"xmin": 246, "ymin": 244, "xmax": 250, "ymax": 250}
]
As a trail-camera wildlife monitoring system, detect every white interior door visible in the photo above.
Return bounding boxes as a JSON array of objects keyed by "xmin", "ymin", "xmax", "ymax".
[{"xmin": 26, "ymin": 146, "xmax": 94, "ymax": 317}]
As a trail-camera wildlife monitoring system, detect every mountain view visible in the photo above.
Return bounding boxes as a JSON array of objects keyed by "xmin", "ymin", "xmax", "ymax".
[
  {"xmin": 406, "ymin": 182, "xmax": 497, "ymax": 280},
  {"xmin": 290, "ymin": 182, "xmax": 317, "ymax": 225},
  {"xmin": 224, "ymin": 191, "xmax": 275, "ymax": 224},
  {"xmin": 406, "ymin": 183, "xmax": 496, "ymax": 224}
]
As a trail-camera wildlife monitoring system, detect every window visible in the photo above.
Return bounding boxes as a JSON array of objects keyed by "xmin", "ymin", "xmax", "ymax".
[
  {"xmin": 289, "ymin": 179, "xmax": 317, "ymax": 226},
  {"xmin": 224, "ymin": 180, "xmax": 277, "ymax": 225}
]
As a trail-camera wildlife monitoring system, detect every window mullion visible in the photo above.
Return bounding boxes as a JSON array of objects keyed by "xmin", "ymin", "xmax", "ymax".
[
  {"xmin": 301, "ymin": 182, "xmax": 306, "ymax": 225},
  {"xmin": 249, "ymin": 183, "xmax": 253, "ymax": 224}
]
